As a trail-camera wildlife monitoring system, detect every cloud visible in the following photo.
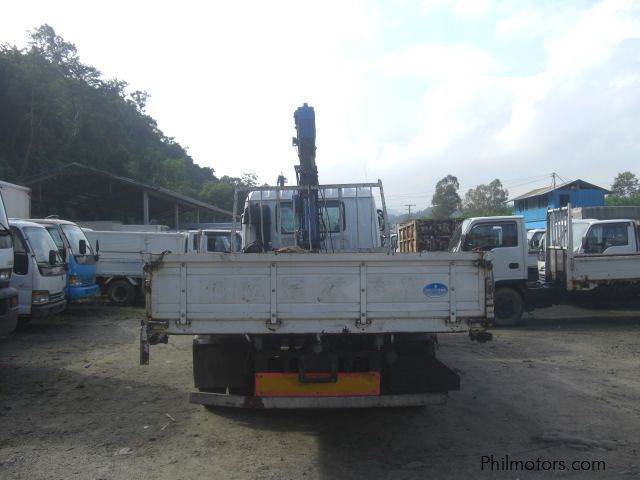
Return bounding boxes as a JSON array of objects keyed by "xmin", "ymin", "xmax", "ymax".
[{"xmin": 345, "ymin": 0, "xmax": 640, "ymax": 209}]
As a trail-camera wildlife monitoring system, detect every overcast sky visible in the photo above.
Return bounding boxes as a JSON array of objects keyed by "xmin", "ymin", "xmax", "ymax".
[{"xmin": 3, "ymin": 0, "xmax": 639, "ymax": 211}]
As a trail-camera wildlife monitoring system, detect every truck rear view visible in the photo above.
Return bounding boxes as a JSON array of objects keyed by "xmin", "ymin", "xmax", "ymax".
[{"xmin": 142, "ymin": 104, "xmax": 494, "ymax": 408}]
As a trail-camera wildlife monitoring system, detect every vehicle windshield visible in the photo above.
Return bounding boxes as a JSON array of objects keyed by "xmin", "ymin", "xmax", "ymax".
[
  {"xmin": 24, "ymin": 227, "xmax": 62, "ymax": 264},
  {"xmin": 204, "ymin": 232, "xmax": 242, "ymax": 252},
  {"xmin": 61, "ymin": 224, "xmax": 93, "ymax": 255},
  {"xmin": 572, "ymin": 222, "xmax": 590, "ymax": 252}
]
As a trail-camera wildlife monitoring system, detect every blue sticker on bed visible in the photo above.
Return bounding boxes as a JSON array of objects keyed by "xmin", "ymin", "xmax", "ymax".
[{"xmin": 423, "ymin": 283, "xmax": 449, "ymax": 298}]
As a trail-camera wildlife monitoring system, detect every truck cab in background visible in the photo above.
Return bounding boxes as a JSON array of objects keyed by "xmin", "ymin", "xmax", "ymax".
[
  {"xmin": 0, "ymin": 190, "xmax": 19, "ymax": 335},
  {"xmin": 9, "ymin": 220, "xmax": 66, "ymax": 319},
  {"xmin": 449, "ymin": 216, "xmax": 534, "ymax": 324},
  {"xmin": 451, "ymin": 210, "xmax": 640, "ymax": 325},
  {"xmin": 31, "ymin": 218, "xmax": 100, "ymax": 301},
  {"xmin": 186, "ymin": 229, "xmax": 242, "ymax": 253}
]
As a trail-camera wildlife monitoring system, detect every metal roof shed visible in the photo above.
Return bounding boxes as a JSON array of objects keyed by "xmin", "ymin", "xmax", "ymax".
[{"xmin": 22, "ymin": 163, "xmax": 232, "ymax": 228}]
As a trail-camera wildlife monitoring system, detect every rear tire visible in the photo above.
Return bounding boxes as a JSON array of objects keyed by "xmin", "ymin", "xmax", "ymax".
[
  {"xmin": 107, "ymin": 279, "xmax": 136, "ymax": 306},
  {"xmin": 494, "ymin": 287, "xmax": 524, "ymax": 326}
]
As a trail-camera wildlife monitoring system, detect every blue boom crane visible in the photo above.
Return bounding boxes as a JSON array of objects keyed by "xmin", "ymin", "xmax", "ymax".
[{"xmin": 292, "ymin": 103, "xmax": 321, "ymax": 250}]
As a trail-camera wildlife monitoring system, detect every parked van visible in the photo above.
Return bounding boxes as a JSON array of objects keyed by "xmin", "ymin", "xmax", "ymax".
[
  {"xmin": 31, "ymin": 218, "xmax": 100, "ymax": 301},
  {"xmin": 9, "ymin": 220, "xmax": 66, "ymax": 318}
]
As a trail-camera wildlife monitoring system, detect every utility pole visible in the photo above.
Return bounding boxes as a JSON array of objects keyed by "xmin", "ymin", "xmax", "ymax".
[
  {"xmin": 552, "ymin": 172, "xmax": 557, "ymax": 190},
  {"xmin": 405, "ymin": 204, "xmax": 416, "ymax": 219}
]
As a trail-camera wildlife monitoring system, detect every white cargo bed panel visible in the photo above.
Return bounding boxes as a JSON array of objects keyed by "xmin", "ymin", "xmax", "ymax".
[
  {"xmin": 572, "ymin": 254, "xmax": 640, "ymax": 283},
  {"xmin": 146, "ymin": 252, "xmax": 491, "ymax": 335}
]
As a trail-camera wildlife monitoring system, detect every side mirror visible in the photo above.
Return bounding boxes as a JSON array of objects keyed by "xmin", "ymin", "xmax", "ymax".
[
  {"xmin": 95, "ymin": 240, "xmax": 100, "ymax": 253},
  {"xmin": 79, "ymin": 239, "xmax": 87, "ymax": 255},
  {"xmin": 581, "ymin": 237, "xmax": 588, "ymax": 252},
  {"xmin": 530, "ymin": 238, "xmax": 540, "ymax": 249},
  {"xmin": 59, "ymin": 248, "xmax": 67, "ymax": 261},
  {"xmin": 49, "ymin": 250, "xmax": 57, "ymax": 265}
]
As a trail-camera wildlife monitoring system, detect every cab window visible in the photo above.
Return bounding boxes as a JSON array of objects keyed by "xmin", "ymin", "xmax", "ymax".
[
  {"xmin": 464, "ymin": 222, "xmax": 518, "ymax": 251},
  {"xmin": 584, "ymin": 223, "xmax": 629, "ymax": 254}
]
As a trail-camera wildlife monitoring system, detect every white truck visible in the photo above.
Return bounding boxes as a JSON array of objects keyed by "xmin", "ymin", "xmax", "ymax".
[
  {"xmin": 0, "ymin": 189, "xmax": 19, "ymax": 335},
  {"xmin": 143, "ymin": 104, "xmax": 494, "ymax": 409},
  {"xmin": 0, "ymin": 181, "xmax": 31, "ymax": 219},
  {"xmin": 143, "ymin": 182, "xmax": 494, "ymax": 409},
  {"xmin": 84, "ymin": 230, "xmax": 189, "ymax": 305},
  {"xmin": 544, "ymin": 207, "xmax": 640, "ymax": 302},
  {"xmin": 9, "ymin": 220, "xmax": 67, "ymax": 319},
  {"xmin": 185, "ymin": 229, "xmax": 242, "ymax": 254},
  {"xmin": 448, "ymin": 207, "xmax": 640, "ymax": 324}
]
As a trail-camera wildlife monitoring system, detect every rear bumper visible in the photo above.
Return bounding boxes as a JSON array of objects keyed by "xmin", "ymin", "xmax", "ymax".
[
  {"xmin": 190, "ymin": 391, "xmax": 447, "ymax": 409},
  {"xmin": 30, "ymin": 298, "xmax": 67, "ymax": 318},
  {"xmin": 0, "ymin": 287, "xmax": 19, "ymax": 335},
  {"xmin": 66, "ymin": 283, "xmax": 100, "ymax": 301}
]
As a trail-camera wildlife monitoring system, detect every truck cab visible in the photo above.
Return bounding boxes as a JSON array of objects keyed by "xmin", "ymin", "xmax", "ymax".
[
  {"xmin": 186, "ymin": 229, "xmax": 243, "ymax": 253},
  {"xmin": 0, "ymin": 190, "xmax": 18, "ymax": 335},
  {"xmin": 573, "ymin": 219, "xmax": 639, "ymax": 255},
  {"xmin": 31, "ymin": 218, "xmax": 100, "ymax": 301},
  {"xmin": 449, "ymin": 216, "xmax": 535, "ymax": 324},
  {"xmin": 9, "ymin": 220, "xmax": 67, "ymax": 319},
  {"xmin": 238, "ymin": 186, "xmax": 384, "ymax": 252}
]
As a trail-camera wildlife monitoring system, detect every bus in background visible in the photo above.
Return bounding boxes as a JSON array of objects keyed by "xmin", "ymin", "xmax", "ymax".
[{"xmin": 31, "ymin": 218, "xmax": 100, "ymax": 301}]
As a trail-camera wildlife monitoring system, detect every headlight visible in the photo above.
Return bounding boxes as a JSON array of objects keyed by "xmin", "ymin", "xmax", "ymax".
[
  {"xmin": 0, "ymin": 269, "xmax": 11, "ymax": 281},
  {"xmin": 32, "ymin": 290, "xmax": 50, "ymax": 305},
  {"xmin": 69, "ymin": 275, "xmax": 82, "ymax": 287}
]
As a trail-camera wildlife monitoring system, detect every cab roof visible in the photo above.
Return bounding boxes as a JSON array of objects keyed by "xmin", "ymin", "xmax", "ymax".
[
  {"xmin": 30, "ymin": 218, "xmax": 80, "ymax": 226},
  {"xmin": 8, "ymin": 218, "xmax": 47, "ymax": 229}
]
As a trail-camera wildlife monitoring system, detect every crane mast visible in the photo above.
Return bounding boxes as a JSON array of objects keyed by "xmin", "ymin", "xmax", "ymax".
[{"xmin": 293, "ymin": 103, "xmax": 321, "ymax": 250}]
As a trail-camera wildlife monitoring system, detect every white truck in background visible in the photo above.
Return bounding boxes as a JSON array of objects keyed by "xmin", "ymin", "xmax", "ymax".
[
  {"xmin": 141, "ymin": 104, "xmax": 494, "ymax": 409},
  {"xmin": 449, "ymin": 207, "xmax": 640, "ymax": 324},
  {"xmin": 0, "ymin": 189, "xmax": 19, "ymax": 335},
  {"xmin": 9, "ymin": 220, "xmax": 67, "ymax": 320},
  {"xmin": 185, "ymin": 229, "xmax": 242, "ymax": 254},
  {"xmin": 84, "ymin": 230, "xmax": 189, "ymax": 305},
  {"xmin": 0, "ymin": 181, "xmax": 31, "ymax": 219}
]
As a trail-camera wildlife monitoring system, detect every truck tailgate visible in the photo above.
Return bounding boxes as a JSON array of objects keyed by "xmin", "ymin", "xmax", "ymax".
[
  {"xmin": 145, "ymin": 252, "xmax": 492, "ymax": 335},
  {"xmin": 572, "ymin": 253, "xmax": 640, "ymax": 283}
]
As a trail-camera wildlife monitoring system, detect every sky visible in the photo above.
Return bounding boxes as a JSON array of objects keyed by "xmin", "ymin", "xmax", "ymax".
[{"xmin": 2, "ymin": 0, "xmax": 640, "ymax": 212}]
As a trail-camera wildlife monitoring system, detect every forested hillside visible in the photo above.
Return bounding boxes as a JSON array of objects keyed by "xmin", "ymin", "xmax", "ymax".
[{"xmin": 0, "ymin": 25, "xmax": 249, "ymax": 208}]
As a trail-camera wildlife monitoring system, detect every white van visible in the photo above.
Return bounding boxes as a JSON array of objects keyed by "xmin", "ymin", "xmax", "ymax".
[{"xmin": 9, "ymin": 219, "xmax": 67, "ymax": 319}]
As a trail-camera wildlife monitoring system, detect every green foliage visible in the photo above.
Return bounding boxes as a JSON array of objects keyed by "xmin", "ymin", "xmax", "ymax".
[
  {"xmin": 610, "ymin": 171, "xmax": 639, "ymax": 197},
  {"xmin": 0, "ymin": 24, "xmax": 245, "ymax": 209},
  {"xmin": 199, "ymin": 174, "xmax": 258, "ymax": 212},
  {"xmin": 605, "ymin": 194, "xmax": 640, "ymax": 206},
  {"xmin": 462, "ymin": 179, "xmax": 511, "ymax": 217},
  {"xmin": 431, "ymin": 175, "xmax": 461, "ymax": 219}
]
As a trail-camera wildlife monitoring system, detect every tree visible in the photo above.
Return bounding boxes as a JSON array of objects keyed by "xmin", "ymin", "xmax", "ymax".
[
  {"xmin": 463, "ymin": 179, "xmax": 510, "ymax": 217},
  {"xmin": 431, "ymin": 175, "xmax": 461, "ymax": 219},
  {"xmin": 199, "ymin": 173, "xmax": 259, "ymax": 212},
  {"xmin": 611, "ymin": 171, "xmax": 639, "ymax": 197}
]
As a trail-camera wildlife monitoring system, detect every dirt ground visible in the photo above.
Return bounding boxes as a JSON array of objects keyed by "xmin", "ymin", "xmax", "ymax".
[{"xmin": 1, "ymin": 302, "xmax": 639, "ymax": 480}]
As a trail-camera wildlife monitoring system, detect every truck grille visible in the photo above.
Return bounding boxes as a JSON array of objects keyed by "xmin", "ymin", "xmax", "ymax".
[{"xmin": 50, "ymin": 292, "xmax": 65, "ymax": 302}]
